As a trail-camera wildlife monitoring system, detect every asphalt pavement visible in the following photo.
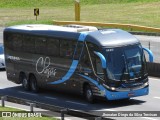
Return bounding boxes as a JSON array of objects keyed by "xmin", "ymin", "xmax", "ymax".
[{"xmin": 0, "ymin": 70, "xmax": 160, "ymax": 120}]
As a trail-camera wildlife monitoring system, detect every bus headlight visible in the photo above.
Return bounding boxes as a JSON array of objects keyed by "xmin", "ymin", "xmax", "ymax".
[
  {"xmin": 111, "ymin": 87, "xmax": 116, "ymax": 91},
  {"xmin": 144, "ymin": 82, "xmax": 149, "ymax": 86}
]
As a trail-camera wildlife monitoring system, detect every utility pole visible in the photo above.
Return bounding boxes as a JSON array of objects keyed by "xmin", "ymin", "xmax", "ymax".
[{"xmin": 75, "ymin": 0, "xmax": 80, "ymax": 21}]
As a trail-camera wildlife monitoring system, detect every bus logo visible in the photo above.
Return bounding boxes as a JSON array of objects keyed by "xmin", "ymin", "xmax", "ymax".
[{"xmin": 36, "ymin": 57, "xmax": 56, "ymax": 78}]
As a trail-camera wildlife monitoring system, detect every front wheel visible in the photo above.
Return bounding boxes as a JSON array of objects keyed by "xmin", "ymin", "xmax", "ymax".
[{"xmin": 84, "ymin": 85, "xmax": 94, "ymax": 103}]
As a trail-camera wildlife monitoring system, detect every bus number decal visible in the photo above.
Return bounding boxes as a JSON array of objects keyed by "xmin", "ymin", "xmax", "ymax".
[{"xmin": 36, "ymin": 57, "xmax": 56, "ymax": 78}]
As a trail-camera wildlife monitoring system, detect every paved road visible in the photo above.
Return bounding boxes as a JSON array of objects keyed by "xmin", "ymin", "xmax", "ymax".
[
  {"xmin": 134, "ymin": 35, "xmax": 160, "ymax": 63},
  {"xmin": 0, "ymin": 70, "xmax": 160, "ymax": 120}
]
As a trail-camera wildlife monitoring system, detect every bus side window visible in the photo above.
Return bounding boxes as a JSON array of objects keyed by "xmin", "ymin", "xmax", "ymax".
[
  {"xmin": 5, "ymin": 33, "xmax": 13, "ymax": 50},
  {"xmin": 12, "ymin": 34, "xmax": 22, "ymax": 51},
  {"xmin": 23, "ymin": 36, "xmax": 35, "ymax": 53},
  {"xmin": 79, "ymin": 46, "xmax": 92, "ymax": 74},
  {"xmin": 35, "ymin": 37, "xmax": 46, "ymax": 54},
  {"xmin": 96, "ymin": 57, "xmax": 104, "ymax": 79},
  {"xmin": 87, "ymin": 43, "xmax": 104, "ymax": 79},
  {"xmin": 74, "ymin": 42, "xmax": 83, "ymax": 60},
  {"xmin": 47, "ymin": 38, "xmax": 59, "ymax": 56},
  {"xmin": 60, "ymin": 40, "xmax": 76, "ymax": 59}
]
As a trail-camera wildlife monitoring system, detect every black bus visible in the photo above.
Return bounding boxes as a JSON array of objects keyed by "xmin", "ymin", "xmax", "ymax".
[{"xmin": 3, "ymin": 24, "xmax": 153, "ymax": 103}]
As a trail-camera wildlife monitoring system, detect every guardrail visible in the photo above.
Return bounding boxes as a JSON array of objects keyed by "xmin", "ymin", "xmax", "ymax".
[
  {"xmin": 53, "ymin": 20, "xmax": 160, "ymax": 33},
  {"xmin": 147, "ymin": 62, "xmax": 160, "ymax": 77},
  {"xmin": 0, "ymin": 95, "xmax": 112, "ymax": 120}
]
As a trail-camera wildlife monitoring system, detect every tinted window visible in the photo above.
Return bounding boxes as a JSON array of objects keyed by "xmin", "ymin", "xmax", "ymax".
[
  {"xmin": 74, "ymin": 42, "xmax": 84, "ymax": 60},
  {"xmin": 35, "ymin": 37, "xmax": 46, "ymax": 54},
  {"xmin": 79, "ymin": 45, "xmax": 92, "ymax": 74},
  {"xmin": 12, "ymin": 34, "xmax": 23, "ymax": 51},
  {"xmin": 23, "ymin": 36, "xmax": 35, "ymax": 53},
  {"xmin": 60, "ymin": 40, "xmax": 76, "ymax": 58},
  {"xmin": 47, "ymin": 38, "xmax": 59, "ymax": 56},
  {"xmin": 6, "ymin": 35, "xmax": 13, "ymax": 50}
]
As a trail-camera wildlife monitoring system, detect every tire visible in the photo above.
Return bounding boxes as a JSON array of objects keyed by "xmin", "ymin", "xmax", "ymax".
[
  {"xmin": 84, "ymin": 85, "xmax": 94, "ymax": 103},
  {"xmin": 20, "ymin": 73, "xmax": 30, "ymax": 91},
  {"xmin": 30, "ymin": 75, "xmax": 39, "ymax": 93}
]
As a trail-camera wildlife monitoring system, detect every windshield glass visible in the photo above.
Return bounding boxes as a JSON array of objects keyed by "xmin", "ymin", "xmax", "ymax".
[{"xmin": 105, "ymin": 44, "xmax": 146, "ymax": 80}]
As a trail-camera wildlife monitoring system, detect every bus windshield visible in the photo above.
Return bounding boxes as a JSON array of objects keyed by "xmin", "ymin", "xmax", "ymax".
[{"xmin": 105, "ymin": 44, "xmax": 146, "ymax": 81}]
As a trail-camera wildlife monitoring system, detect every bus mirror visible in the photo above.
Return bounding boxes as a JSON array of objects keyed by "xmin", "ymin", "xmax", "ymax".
[
  {"xmin": 143, "ymin": 47, "xmax": 154, "ymax": 62},
  {"xmin": 94, "ymin": 51, "xmax": 107, "ymax": 69}
]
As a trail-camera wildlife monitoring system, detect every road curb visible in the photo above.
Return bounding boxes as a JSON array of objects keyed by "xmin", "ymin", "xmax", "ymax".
[{"xmin": 130, "ymin": 31, "xmax": 160, "ymax": 36}]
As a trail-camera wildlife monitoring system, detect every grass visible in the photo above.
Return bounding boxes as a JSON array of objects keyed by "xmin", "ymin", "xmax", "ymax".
[
  {"xmin": 0, "ymin": 0, "xmax": 159, "ymax": 8},
  {"xmin": 0, "ymin": 106, "xmax": 57, "ymax": 120},
  {"xmin": 0, "ymin": 106, "xmax": 22, "ymax": 111},
  {"xmin": 0, "ymin": 0, "xmax": 159, "ymax": 28}
]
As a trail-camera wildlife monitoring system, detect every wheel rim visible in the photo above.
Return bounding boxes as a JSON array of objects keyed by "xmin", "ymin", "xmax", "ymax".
[
  {"xmin": 23, "ymin": 78, "xmax": 28, "ymax": 88},
  {"xmin": 31, "ymin": 80, "xmax": 36, "ymax": 91},
  {"xmin": 86, "ymin": 89, "xmax": 92, "ymax": 100}
]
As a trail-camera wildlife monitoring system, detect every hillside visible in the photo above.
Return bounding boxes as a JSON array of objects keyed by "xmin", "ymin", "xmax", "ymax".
[{"xmin": 0, "ymin": 0, "xmax": 159, "ymax": 28}]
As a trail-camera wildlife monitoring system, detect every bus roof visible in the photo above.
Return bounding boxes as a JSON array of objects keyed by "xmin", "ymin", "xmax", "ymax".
[
  {"xmin": 4, "ymin": 24, "xmax": 140, "ymax": 47},
  {"xmin": 86, "ymin": 29, "xmax": 140, "ymax": 47}
]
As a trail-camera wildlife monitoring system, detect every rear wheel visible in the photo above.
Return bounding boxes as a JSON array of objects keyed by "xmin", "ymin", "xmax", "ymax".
[
  {"xmin": 20, "ymin": 73, "xmax": 30, "ymax": 91},
  {"xmin": 30, "ymin": 75, "xmax": 39, "ymax": 93},
  {"xmin": 84, "ymin": 85, "xmax": 94, "ymax": 103}
]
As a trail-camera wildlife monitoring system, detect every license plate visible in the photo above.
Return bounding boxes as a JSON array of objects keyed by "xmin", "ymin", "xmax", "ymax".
[{"xmin": 128, "ymin": 92, "xmax": 135, "ymax": 97}]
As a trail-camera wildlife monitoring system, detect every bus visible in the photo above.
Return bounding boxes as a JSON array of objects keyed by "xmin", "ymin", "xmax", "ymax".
[{"xmin": 3, "ymin": 24, "xmax": 153, "ymax": 103}]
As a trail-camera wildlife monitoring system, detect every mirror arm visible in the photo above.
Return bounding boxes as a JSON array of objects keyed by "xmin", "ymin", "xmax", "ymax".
[{"xmin": 143, "ymin": 47, "xmax": 154, "ymax": 62}]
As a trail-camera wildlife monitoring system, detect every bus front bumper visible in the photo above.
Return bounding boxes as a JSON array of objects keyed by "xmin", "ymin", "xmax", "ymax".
[{"xmin": 105, "ymin": 86, "xmax": 149, "ymax": 100}]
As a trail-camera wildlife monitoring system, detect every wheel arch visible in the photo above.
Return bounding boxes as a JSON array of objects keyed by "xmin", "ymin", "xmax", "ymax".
[
  {"xmin": 19, "ymin": 71, "xmax": 27, "ymax": 84},
  {"xmin": 82, "ymin": 82, "xmax": 90, "ymax": 95}
]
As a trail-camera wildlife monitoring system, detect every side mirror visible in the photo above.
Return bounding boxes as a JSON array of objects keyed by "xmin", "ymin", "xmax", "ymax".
[
  {"xmin": 94, "ymin": 51, "xmax": 107, "ymax": 69},
  {"xmin": 143, "ymin": 47, "xmax": 154, "ymax": 62}
]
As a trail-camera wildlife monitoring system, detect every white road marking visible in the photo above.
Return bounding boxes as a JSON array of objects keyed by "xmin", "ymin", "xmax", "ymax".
[
  {"xmin": 45, "ymin": 96, "xmax": 57, "ymax": 100},
  {"xmin": 66, "ymin": 101, "xmax": 87, "ymax": 106},
  {"xmin": 18, "ymin": 91, "xmax": 38, "ymax": 96},
  {"xmin": 154, "ymin": 97, "xmax": 160, "ymax": 99},
  {"xmin": 93, "ymin": 109, "xmax": 116, "ymax": 111},
  {"xmin": 55, "ymin": 117, "xmax": 71, "ymax": 120},
  {"xmin": 142, "ymin": 117, "xmax": 159, "ymax": 120}
]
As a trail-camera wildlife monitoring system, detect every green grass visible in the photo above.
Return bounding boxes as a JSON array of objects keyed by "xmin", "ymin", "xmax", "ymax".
[
  {"xmin": 0, "ymin": 0, "xmax": 159, "ymax": 29},
  {"xmin": 0, "ymin": 106, "xmax": 22, "ymax": 111},
  {"xmin": 0, "ymin": 106, "xmax": 57, "ymax": 120},
  {"xmin": 0, "ymin": 0, "xmax": 159, "ymax": 8}
]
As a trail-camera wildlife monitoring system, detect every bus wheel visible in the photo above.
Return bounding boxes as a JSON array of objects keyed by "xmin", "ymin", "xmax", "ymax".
[
  {"xmin": 21, "ymin": 74, "xmax": 30, "ymax": 91},
  {"xmin": 85, "ymin": 85, "xmax": 94, "ymax": 103},
  {"xmin": 30, "ymin": 75, "xmax": 39, "ymax": 93}
]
